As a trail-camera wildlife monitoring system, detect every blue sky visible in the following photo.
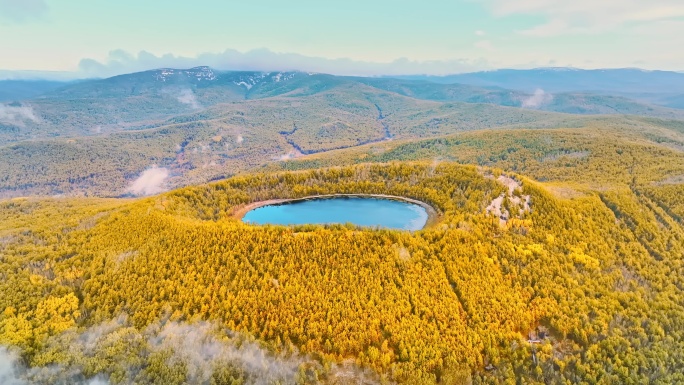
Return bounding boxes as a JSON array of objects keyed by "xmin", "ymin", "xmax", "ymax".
[{"xmin": 0, "ymin": 0, "xmax": 683, "ymax": 77}]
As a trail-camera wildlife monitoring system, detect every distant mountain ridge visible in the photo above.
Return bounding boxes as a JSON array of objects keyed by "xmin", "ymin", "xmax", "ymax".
[
  {"xmin": 39, "ymin": 67, "xmax": 321, "ymax": 101},
  {"xmin": 394, "ymin": 67, "xmax": 684, "ymax": 109},
  {"xmin": 5, "ymin": 66, "xmax": 684, "ymax": 107},
  {"xmin": 2, "ymin": 66, "xmax": 684, "ymax": 147},
  {"xmin": 15, "ymin": 66, "xmax": 684, "ymax": 113},
  {"xmin": 394, "ymin": 67, "xmax": 684, "ymax": 93},
  {"xmin": 0, "ymin": 80, "xmax": 70, "ymax": 102}
]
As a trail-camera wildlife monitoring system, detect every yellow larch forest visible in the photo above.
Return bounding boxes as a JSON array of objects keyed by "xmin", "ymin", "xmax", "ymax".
[{"xmin": 1, "ymin": 162, "xmax": 684, "ymax": 384}]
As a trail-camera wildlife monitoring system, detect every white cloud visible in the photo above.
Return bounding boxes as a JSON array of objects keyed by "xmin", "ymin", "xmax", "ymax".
[
  {"xmin": 0, "ymin": 104, "xmax": 38, "ymax": 126},
  {"xmin": 474, "ymin": 40, "xmax": 495, "ymax": 51},
  {"xmin": 126, "ymin": 166, "xmax": 169, "ymax": 196},
  {"xmin": 176, "ymin": 89, "xmax": 199, "ymax": 109},
  {"xmin": 488, "ymin": 0, "xmax": 684, "ymax": 22},
  {"xmin": 0, "ymin": 0, "xmax": 47, "ymax": 22},
  {"xmin": 274, "ymin": 151, "xmax": 297, "ymax": 161},
  {"xmin": 627, "ymin": 19, "xmax": 684, "ymax": 59},
  {"xmin": 149, "ymin": 322, "xmax": 303, "ymax": 384},
  {"xmin": 522, "ymin": 89, "xmax": 553, "ymax": 108},
  {"xmin": 475, "ymin": 30, "xmax": 486, "ymax": 36},
  {"xmin": 4, "ymin": 318, "xmax": 381, "ymax": 385},
  {"xmin": 1, "ymin": 345, "xmax": 111, "ymax": 385},
  {"xmin": 518, "ymin": 19, "xmax": 572, "ymax": 37},
  {"xmin": 76, "ymin": 48, "xmax": 491, "ymax": 78},
  {"xmin": 481, "ymin": 0, "xmax": 684, "ymax": 36},
  {"xmin": 0, "ymin": 347, "xmax": 24, "ymax": 385},
  {"xmin": 163, "ymin": 88, "xmax": 202, "ymax": 110}
]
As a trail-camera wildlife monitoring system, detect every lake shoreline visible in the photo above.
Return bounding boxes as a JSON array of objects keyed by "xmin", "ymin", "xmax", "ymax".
[{"xmin": 232, "ymin": 194, "xmax": 440, "ymax": 229}]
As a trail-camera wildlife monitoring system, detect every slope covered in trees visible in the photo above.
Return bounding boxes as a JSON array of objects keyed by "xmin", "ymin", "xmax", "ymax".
[
  {"xmin": 5, "ymin": 67, "xmax": 684, "ymax": 200},
  {"xmin": 1, "ymin": 162, "xmax": 684, "ymax": 384},
  {"xmin": 275, "ymin": 125, "xmax": 684, "ymax": 188}
]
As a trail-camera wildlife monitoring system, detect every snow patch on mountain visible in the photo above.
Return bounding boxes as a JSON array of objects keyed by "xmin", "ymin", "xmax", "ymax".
[
  {"xmin": 234, "ymin": 81, "xmax": 253, "ymax": 90},
  {"xmin": 234, "ymin": 72, "xmax": 299, "ymax": 89},
  {"xmin": 232, "ymin": 73, "xmax": 267, "ymax": 89},
  {"xmin": 154, "ymin": 67, "xmax": 217, "ymax": 82},
  {"xmin": 271, "ymin": 72, "xmax": 296, "ymax": 82}
]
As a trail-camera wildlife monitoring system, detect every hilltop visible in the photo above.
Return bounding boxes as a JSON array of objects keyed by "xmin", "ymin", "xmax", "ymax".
[{"xmin": 2, "ymin": 159, "xmax": 684, "ymax": 384}]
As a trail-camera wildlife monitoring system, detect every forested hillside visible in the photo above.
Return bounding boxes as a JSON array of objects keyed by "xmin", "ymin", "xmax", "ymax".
[
  {"xmin": 0, "ymin": 88, "xmax": 586, "ymax": 198},
  {"xmin": 274, "ymin": 124, "xmax": 684, "ymax": 187},
  {"xmin": 1, "ymin": 162, "xmax": 684, "ymax": 384},
  {"xmin": 4, "ymin": 95, "xmax": 684, "ymax": 199},
  {"xmin": 4, "ymin": 68, "xmax": 684, "ymax": 201}
]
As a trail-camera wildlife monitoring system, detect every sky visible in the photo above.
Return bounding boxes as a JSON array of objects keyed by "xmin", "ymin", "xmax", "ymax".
[{"xmin": 0, "ymin": 0, "xmax": 683, "ymax": 78}]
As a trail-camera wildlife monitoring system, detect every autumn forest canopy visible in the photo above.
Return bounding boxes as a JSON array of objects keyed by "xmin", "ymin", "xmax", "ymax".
[
  {"xmin": 0, "ymin": 157, "xmax": 683, "ymax": 384},
  {"xmin": 2, "ymin": 67, "xmax": 684, "ymax": 384}
]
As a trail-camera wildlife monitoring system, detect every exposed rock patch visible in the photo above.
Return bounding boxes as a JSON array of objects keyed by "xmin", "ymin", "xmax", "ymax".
[{"xmin": 486, "ymin": 175, "xmax": 531, "ymax": 226}]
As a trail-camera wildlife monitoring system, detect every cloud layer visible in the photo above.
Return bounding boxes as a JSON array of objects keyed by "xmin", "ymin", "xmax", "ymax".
[
  {"xmin": 126, "ymin": 166, "xmax": 169, "ymax": 196},
  {"xmin": 175, "ymin": 88, "xmax": 200, "ymax": 109},
  {"xmin": 482, "ymin": 0, "xmax": 684, "ymax": 36},
  {"xmin": 148, "ymin": 321, "xmax": 306, "ymax": 384},
  {"xmin": 0, "ymin": 103, "xmax": 38, "ymax": 126},
  {"xmin": 0, "ymin": 347, "xmax": 23, "ymax": 385},
  {"xmin": 0, "ymin": 0, "xmax": 47, "ymax": 22},
  {"xmin": 77, "ymin": 49, "xmax": 490, "ymax": 79},
  {"xmin": 2, "ymin": 318, "xmax": 383, "ymax": 384},
  {"xmin": 522, "ymin": 89, "xmax": 553, "ymax": 108},
  {"xmin": 1, "ymin": 1, "xmax": 684, "ymax": 79},
  {"xmin": 161, "ymin": 88, "xmax": 201, "ymax": 109}
]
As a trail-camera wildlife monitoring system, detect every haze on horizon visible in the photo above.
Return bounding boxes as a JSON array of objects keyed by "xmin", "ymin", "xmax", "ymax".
[{"xmin": 1, "ymin": 0, "xmax": 683, "ymax": 79}]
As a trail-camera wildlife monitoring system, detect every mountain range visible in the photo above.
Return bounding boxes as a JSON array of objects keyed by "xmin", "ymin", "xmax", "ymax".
[
  {"xmin": 398, "ymin": 67, "xmax": 684, "ymax": 109},
  {"xmin": 1, "ymin": 66, "xmax": 684, "ymax": 197},
  {"xmin": 3, "ymin": 67, "xmax": 684, "ymax": 142},
  {"xmin": 6, "ymin": 66, "xmax": 684, "ymax": 102}
]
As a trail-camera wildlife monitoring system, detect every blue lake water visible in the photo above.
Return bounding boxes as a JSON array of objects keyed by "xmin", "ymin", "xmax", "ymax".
[{"xmin": 242, "ymin": 197, "xmax": 429, "ymax": 230}]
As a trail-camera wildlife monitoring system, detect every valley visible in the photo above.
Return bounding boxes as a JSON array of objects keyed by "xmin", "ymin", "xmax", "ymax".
[{"xmin": 4, "ymin": 67, "xmax": 684, "ymax": 199}]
